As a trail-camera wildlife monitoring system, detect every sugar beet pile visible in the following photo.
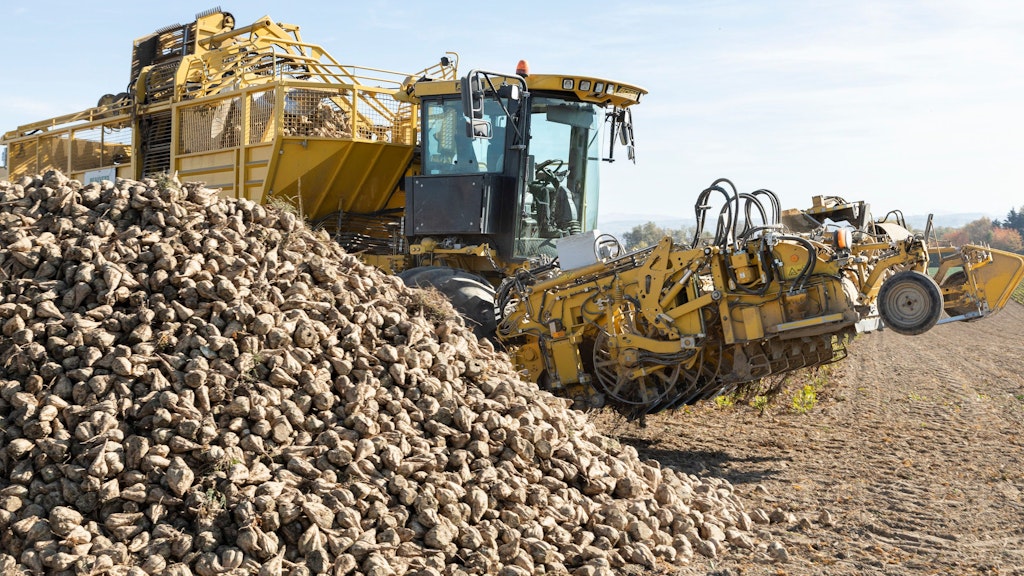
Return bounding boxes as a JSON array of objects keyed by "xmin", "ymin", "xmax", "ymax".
[{"xmin": 1, "ymin": 172, "xmax": 765, "ymax": 575}]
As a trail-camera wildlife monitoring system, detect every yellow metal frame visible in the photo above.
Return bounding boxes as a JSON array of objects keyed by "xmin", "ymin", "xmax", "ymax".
[
  {"xmin": 2, "ymin": 13, "xmax": 458, "ymax": 227},
  {"xmin": 410, "ymin": 73, "xmax": 646, "ymax": 109},
  {"xmin": 933, "ymin": 244, "xmax": 1024, "ymax": 314}
]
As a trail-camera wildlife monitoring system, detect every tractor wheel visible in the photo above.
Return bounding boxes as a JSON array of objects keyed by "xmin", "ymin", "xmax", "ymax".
[
  {"xmin": 877, "ymin": 271, "xmax": 943, "ymax": 335},
  {"xmin": 399, "ymin": 266, "xmax": 498, "ymax": 340}
]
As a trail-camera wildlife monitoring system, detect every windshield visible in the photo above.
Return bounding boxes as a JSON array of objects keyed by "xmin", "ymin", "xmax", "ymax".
[
  {"xmin": 515, "ymin": 96, "xmax": 602, "ymax": 259},
  {"xmin": 422, "ymin": 97, "xmax": 507, "ymax": 174}
]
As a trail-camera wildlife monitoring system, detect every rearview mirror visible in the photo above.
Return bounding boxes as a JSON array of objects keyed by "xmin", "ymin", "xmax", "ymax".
[
  {"xmin": 460, "ymin": 74, "xmax": 484, "ymax": 120},
  {"xmin": 617, "ymin": 109, "xmax": 636, "ymax": 163},
  {"xmin": 466, "ymin": 119, "xmax": 492, "ymax": 139}
]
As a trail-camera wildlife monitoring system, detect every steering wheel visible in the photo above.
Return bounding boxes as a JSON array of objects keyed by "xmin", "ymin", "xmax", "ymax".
[
  {"xmin": 595, "ymin": 234, "xmax": 624, "ymax": 261},
  {"xmin": 535, "ymin": 159, "xmax": 567, "ymax": 184}
]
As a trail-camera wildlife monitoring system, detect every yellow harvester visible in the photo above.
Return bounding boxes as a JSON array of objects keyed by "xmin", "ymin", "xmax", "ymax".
[{"xmin": 3, "ymin": 9, "xmax": 1021, "ymax": 416}]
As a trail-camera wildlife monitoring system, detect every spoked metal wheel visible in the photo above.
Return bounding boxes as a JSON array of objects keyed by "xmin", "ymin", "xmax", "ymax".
[
  {"xmin": 650, "ymin": 353, "xmax": 712, "ymax": 412},
  {"xmin": 590, "ymin": 305, "xmax": 681, "ymax": 411}
]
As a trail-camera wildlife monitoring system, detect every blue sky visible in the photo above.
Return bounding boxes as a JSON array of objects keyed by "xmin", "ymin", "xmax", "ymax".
[{"xmin": 2, "ymin": 1, "xmax": 1021, "ymax": 224}]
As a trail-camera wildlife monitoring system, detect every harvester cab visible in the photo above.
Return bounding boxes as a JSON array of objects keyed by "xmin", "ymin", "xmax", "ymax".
[{"xmin": 402, "ymin": 66, "xmax": 646, "ymax": 286}]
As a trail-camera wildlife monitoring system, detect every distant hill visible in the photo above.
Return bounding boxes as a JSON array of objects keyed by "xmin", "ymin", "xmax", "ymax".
[
  {"xmin": 903, "ymin": 212, "xmax": 995, "ymax": 230},
  {"xmin": 598, "ymin": 211, "xmax": 999, "ymax": 241},
  {"xmin": 597, "ymin": 215, "xmax": 696, "ymax": 241}
]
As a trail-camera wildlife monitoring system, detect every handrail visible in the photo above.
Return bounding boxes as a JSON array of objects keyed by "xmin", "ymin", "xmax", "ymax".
[{"xmin": 3, "ymin": 101, "xmax": 132, "ymax": 140}]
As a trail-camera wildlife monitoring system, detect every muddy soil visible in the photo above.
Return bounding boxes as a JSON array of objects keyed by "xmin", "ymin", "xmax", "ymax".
[{"xmin": 595, "ymin": 302, "xmax": 1024, "ymax": 575}]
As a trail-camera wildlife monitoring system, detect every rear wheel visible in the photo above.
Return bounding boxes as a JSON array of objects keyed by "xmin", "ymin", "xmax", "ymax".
[
  {"xmin": 877, "ymin": 271, "xmax": 943, "ymax": 335},
  {"xmin": 399, "ymin": 266, "xmax": 498, "ymax": 340}
]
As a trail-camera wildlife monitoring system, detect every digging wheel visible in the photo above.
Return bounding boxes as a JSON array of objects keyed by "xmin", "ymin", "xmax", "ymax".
[
  {"xmin": 590, "ymin": 302, "xmax": 681, "ymax": 414},
  {"xmin": 877, "ymin": 270, "xmax": 943, "ymax": 335}
]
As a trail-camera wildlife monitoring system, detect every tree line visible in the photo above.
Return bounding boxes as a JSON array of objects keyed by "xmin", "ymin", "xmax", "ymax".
[
  {"xmin": 925, "ymin": 205, "xmax": 1023, "ymax": 253},
  {"xmin": 620, "ymin": 205, "xmax": 1024, "ymax": 253}
]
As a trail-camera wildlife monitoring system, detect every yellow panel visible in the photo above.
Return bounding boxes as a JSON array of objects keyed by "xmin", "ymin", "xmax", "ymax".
[
  {"xmin": 177, "ymin": 149, "xmax": 235, "ymax": 169},
  {"xmin": 732, "ymin": 306, "xmax": 764, "ymax": 341},
  {"xmin": 673, "ymin": 309, "xmax": 704, "ymax": 336},
  {"xmin": 967, "ymin": 247, "xmax": 1024, "ymax": 310},
  {"xmin": 176, "ymin": 149, "xmax": 237, "ymax": 196},
  {"xmin": 246, "ymin": 144, "xmax": 273, "ymax": 163},
  {"xmin": 774, "ymin": 243, "xmax": 812, "ymax": 281},
  {"xmin": 269, "ymin": 137, "xmax": 414, "ymax": 221},
  {"xmin": 772, "ymin": 313, "xmax": 845, "ymax": 333},
  {"xmin": 243, "ymin": 144, "xmax": 272, "ymax": 204},
  {"xmin": 245, "ymin": 161, "xmax": 269, "ymax": 184},
  {"xmin": 549, "ymin": 337, "xmax": 583, "ymax": 387}
]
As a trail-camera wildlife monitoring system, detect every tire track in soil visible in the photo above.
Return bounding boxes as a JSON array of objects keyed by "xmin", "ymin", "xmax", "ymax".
[{"xmin": 596, "ymin": 302, "xmax": 1024, "ymax": 575}]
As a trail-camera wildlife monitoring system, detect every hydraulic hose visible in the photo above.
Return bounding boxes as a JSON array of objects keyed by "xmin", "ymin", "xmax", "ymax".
[
  {"xmin": 775, "ymin": 234, "xmax": 818, "ymax": 293},
  {"xmin": 692, "ymin": 178, "xmax": 740, "ymax": 249}
]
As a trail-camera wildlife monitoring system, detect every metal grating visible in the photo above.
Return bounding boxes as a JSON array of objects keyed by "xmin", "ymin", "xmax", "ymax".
[
  {"xmin": 105, "ymin": 125, "xmax": 134, "ymax": 167},
  {"xmin": 141, "ymin": 111, "xmax": 173, "ymax": 177},
  {"xmin": 312, "ymin": 209, "xmax": 406, "ymax": 255},
  {"xmin": 353, "ymin": 89, "xmax": 399, "ymax": 143},
  {"xmin": 8, "ymin": 140, "xmax": 38, "ymax": 178},
  {"xmin": 71, "ymin": 125, "xmax": 133, "ymax": 172},
  {"xmin": 71, "ymin": 127, "xmax": 104, "ymax": 171},
  {"xmin": 154, "ymin": 23, "xmax": 190, "ymax": 59},
  {"xmin": 281, "ymin": 88, "xmax": 353, "ymax": 139},
  {"xmin": 38, "ymin": 134, "xmax": 70, "ymax": 174},
  {"xmin": 248, "ymin": 89, "xmax": 275, "ymax": 145},
  {"xmin": 274, "ymin": 87, "xmax": 416, "ymax": 144},
  {"xmin": 144, "ymin": 60, "xmax": 182, "ymax": 103},
  {"xmin": 179, "ymin": 97, "xmax": 242, "ymax": 153}
]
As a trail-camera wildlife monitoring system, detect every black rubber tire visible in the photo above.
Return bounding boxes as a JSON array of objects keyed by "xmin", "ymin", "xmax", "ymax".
[
  {"xmin": 399, "ymin": 266, "xmax": 498, "ymax": 340},
  {"xmin": 877, "ymin": 270, "xmax": 943, "ymax": 335}
]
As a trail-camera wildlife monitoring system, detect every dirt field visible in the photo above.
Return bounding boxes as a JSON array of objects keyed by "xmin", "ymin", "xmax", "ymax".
[{"xmin": 595, "ymin": 302, "xmax": 1024, "ymax": 575}]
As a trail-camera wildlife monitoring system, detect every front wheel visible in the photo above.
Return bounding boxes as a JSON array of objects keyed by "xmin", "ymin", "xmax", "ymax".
[
  {"xmin": 399, "ymin": 266, "xmax": 498, "ymax": 340},
  {"xmin": 877, "ymin": 271, "xmax": 943, "ymax": 335}
]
